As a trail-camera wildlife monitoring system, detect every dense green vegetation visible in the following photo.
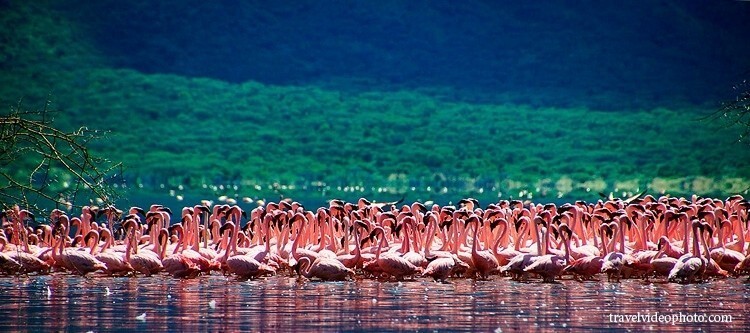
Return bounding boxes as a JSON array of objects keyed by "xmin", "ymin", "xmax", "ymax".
[{"xmin": 1, "ymin": 2, "xmax": 749, "ymax": 207}]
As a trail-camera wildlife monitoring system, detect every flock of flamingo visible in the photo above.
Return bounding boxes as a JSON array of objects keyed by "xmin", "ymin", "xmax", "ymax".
[{"xmin": 1, "ymin": 194, "xmax": 750, "ymax": 284}]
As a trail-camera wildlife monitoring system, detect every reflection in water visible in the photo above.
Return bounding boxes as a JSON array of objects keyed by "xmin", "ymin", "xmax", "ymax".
[{"xmin": 0, "ymin": 275, "xmax": 748, "ymax": 332}]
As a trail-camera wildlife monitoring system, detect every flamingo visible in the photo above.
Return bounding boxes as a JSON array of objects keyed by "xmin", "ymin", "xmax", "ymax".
[
  {"xmin": 295, "ymin": 256, "xmax": 354, "ymax": 281},
  {"xmin": 668, "ymin": 220, "xmax": 706, "ymax": 283},
  {"xmin": 124, "ymin": 221, "xmax": 163, "ymax": 276},
  {"xmin": 699, "ymin": 223, "xmax": 729, "ymax": 279},
  {"xmin": 600, "ymin": 216, "xmax": 632, "ymax": 282},
  {"xmin": 398, "ymin": 215, "xmax": 428, "ymax": 268},
  {"xmin": 467, "ymin": 215, "xmax": 499, "ymax": 279},
  {"xmin": 52, "ymin": 216, "xmax": 107, "ymax": 276},
  {"xmin": 336, "ymin": 220, "xmax": 368, "ymax": 269},
  {"xmin": 501, "ymin": 215, "xmax": 545, "ymax": 281},
  {"xmin": 91, "ymin": 228, "xmax": 133, "ymax": 276},
  {"xmin": 524, "ymin": 223, "xmax": 571, "ymax": 282},
  {"xmin": 2, "ymin": 231, "xmax": 51, "ymax": 275},
  {"xmin": 161, "ymin": 229, "xmax": 201, "ymax": 279},
  {"xmin": 564, "ymin": 255, "xmax": 603, "ymax": 281},
  {"xmin": 491, "ymin": 217, "xmax": 521, "ymax": 266},
  {"xmin": 708, "ymin": 219, "xmax": 744, "ymax": 273},
  {"xmin": 221, "ymin": 222, "xmax": 276, "ymax": 279},
  {"xmin": 422, "ymin": 255, "xmax": 470, "ymax": 283},
  {"xmin": 649, "ymin": 246, "xmax": 678, "ymax": 278},
  {"xmin": 369, "ymin": 226, "xmax": 422, "ymax": 280},
  {"xmin": 734, "ymin": 251, "xmax": 750, "ymax": 279},
  {"xmin": 0, "ymin": 250, "xmax": 22, "ymax": 275}
]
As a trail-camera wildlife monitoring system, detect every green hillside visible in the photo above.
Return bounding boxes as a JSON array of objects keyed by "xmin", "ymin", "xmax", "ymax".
[{"xmin": 1, "ymin": 2, "xmax": 749, "ymax": 206}]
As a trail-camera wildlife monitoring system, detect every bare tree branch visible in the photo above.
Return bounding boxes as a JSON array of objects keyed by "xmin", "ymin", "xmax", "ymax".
[
  {"xmin": 707, "ymin": 79, "xmax": 750, "ymax": 145},
  {"xmin": 0, "ymin": 99, "xmax": 122, "ymax": 216}
]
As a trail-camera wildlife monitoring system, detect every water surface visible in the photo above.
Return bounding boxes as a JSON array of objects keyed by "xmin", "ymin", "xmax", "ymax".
[{"xmin": 1, "ymin": 275, "xmax": 748, "ymax": 332}]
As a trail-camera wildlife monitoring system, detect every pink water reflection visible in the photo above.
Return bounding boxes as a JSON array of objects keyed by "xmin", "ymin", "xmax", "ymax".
[{"xmin": 0, "ymin": 275, "xmax": 747, "ymax": 332}]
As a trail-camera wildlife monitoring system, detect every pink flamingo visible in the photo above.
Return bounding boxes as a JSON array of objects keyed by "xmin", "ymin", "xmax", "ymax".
[
  {"xmin": 221, "ymin": 222, "xmax": 276, "ymax": 279},
  {"xmin": 369, "ymin": 226, "xmax": 422, "ymax": 280},
  {"xmin": 668, "ymin": 220, "xmax": 706, "ymax": 283},
  {"xmin": 3, "ymin": 225, "xmax": 50, "ymax": 274},
  {"xmin": 647, "ymin": 242, "xmax": 678, "ymax": 278},
  {"xmin": 62, "ymin": 238, "xmax": 107, "ymax": 276},
  {"xmin": 289, "ymin": 212, "xmax": 322, "ymax": 265},
  {"xmin": 0, "ymin": 238, "xmax": 22, "ymax": 275},
  {"xmin": 564, "ymin": 255, "xmax": 603, "ymax": 281},
  {"xmin": 600, "ymin": 216, "xmax": 632, "ymax": 282},
  {"xmin": 91, "ymin": 228, "xmax": 133, "ymax": 276},
  {"xmin": 524, "ymin": 223, "xmax": 571, "ymax": 282},
  {"xmin": 467, "ymin": 215, "xmax": 499, "ymax": 279},
  {"xmin": 707, "ymin": 218, "xmax": 744, "ymax": 273},
  {"xmin": 491, "ymin": 217, "xmax": 521, "ymax": 266},
  {"xmin": 51, "ymin": 215, "xmax": 107, "ymax": 276},
  {"xmin": 699, "ymin": 223, "xmax": 729, "ymax": 279},
  {"xmin": 336, "ymin": 220, "xmax": 369, "ymax": 269},
  {"xmin": 422, "ymin": 255, "xmax": 469, "ymax": 283},
  {"xmin": 295, "ymin": 256, "xmax": 354, "ymax": 281},
  {"xmin": 161, "ymin": 229, "xmax": 201, "ymax": 279},
  {"xmin": 501, "ymin": 215, "xmax": 545, "ymax": 280},
  {"xmin": 398, "ymin": 215, "xmax": 428, "ymax": 268},
  {"xmin": 124, "ymin": 220, "xmax": 163, "ymax": 276}
]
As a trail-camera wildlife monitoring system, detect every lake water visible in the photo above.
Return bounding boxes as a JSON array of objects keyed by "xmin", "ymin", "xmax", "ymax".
[{"xmin": 1, "ymin": 274, "xmax": 748, "ymax": 332}]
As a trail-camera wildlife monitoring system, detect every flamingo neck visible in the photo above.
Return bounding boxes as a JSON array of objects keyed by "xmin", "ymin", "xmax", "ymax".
[
  {"xmin": 451, "ymin": 222, "xmax": 459, "ymax": 255},
  {"xmin": 570, "ymin": 211, "xmax": 583, "ymax": 246},
  {"xmin": 291, "ymin": 218, "xmax": 307, "ymax": 260},
  {"xmin": 514, "ymin": 223, "xmax": 526, "ymax": 252},
  {"xmin": 683, "ymin": 218, "xmax": 690, "ymax": 254},
  {"xmin": 220, "ymin": 230, "xmax": 231, "ymax": 261},
  {"xmin": 641, "ymin": 220, "xmax": 650, "ymax": 250},
  {"xmin": 492, "ymin": 222, "xmax": 508, "ymax": 254},
  {"xmin": 125, "ymin": 230, "xmax": 133, "ymax": 261},
  {"xmin": 89, "ymin": 234, "xmax": 99, "ymax": 255},
  {"xmin": 212, "ymin": 219, "xmax": 221, "ymax": 244},
  {"xmin": 414, "ymin": 222, "xmax": 424, "ymax": 252},
  {"xmin": 192, "ymin": 212, "xmax": 200, "ymax": 251},
  {"xmin": 701, "ymin": 230, "xmax": 712, "ymax": 263},
  {"xmin": 591, "ymin": 221, "xmax": 599, "ymax": 249},
  {"xmin": 265, "ymin": 217, "xmax": 272, "ymax": 253},
  {"xmin": 100, "ymin": 234, "xmax": 111, "ymax": 253},
  {"xmin": 173, "ymin": 229, "xmax": 184, "ymax": 254},
  {"xmin": 300, "ymin": 257, "xmax": 313, "ymax": 279},
  {"xmin": 472, "ymin": 221, "xmax": 480, "ymax": 254},
  {"xmin": 375, "ymin": 230, "xmax": 388, "ymax": 259},
  {"xmin": 402, "ymin": 222, "xmax": 411, "ymax": 253},
  {"xmin": 691, "ymin": 225, "xmax": 700, "ymax": 257},
  {"xmin": 160, "ymin": 234, "xmax": 168, "ymax": 260},
  {"xmin": 353, "ymin": 228, "xmax": 362, "ymax": 259},
  {"xmin": 531, "ymin": 220, "xmax": 542, "ymax": 255},
  {"xmin": 424, "ymin": 218, "xmax": 436, "ymax": 256},
  {"xmin": 278, "ymin": 223, "xmax": 289, "ymax": 253}
]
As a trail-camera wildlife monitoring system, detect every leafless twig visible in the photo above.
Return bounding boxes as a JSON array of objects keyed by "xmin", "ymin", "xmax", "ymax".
[{"xmin": 0, "ymin": 99, "xmax": 122, "ymax": 216}]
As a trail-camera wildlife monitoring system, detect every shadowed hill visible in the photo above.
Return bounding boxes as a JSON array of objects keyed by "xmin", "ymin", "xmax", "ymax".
[
  {"xmin": 56, "ymin": 0, "xmax": 750, "ymax": 109},
  {"xmin": 1, "ymin": 1, "xmax": 749, "ymax": 205}
]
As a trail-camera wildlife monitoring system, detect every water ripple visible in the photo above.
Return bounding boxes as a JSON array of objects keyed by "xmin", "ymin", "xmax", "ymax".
[{"xmin": 0, "ymin": 275, "xmax": 747, "ymax": 332}]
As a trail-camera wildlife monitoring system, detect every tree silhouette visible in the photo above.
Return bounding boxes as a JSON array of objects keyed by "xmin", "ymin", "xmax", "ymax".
[
  {"xmin": 708, "ymin": 78, "xmax": 750, "ymax": 144},
  {"xmin": 0, "ymin": 99, "xmax": 121, "ymax": 216}
]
